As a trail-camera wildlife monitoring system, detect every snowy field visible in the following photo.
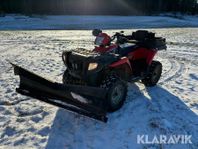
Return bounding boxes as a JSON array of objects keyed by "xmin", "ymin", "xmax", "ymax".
[
  {"xmin": 0, "ymin": 15, "xmax": 198, "ymax": 29},
  {"xmin": 0, "ymin": 28, "xmax": 198, "ymax": 149}
]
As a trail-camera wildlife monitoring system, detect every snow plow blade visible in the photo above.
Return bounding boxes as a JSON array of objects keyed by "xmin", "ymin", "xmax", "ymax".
[{"xmin": 11, "ymin": 63, "xmax": 108, "ymax": 122}]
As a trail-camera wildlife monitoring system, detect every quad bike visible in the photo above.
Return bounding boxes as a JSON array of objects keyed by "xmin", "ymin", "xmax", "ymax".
[{"xmin": 11, "ymin": 30, "xmax": 166, "ymax": 122}]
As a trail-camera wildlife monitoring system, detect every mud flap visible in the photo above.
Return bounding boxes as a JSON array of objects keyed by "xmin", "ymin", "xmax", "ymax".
[{"xmin": 11, "ymin": 63, "xmax": 108, "ymax": 122}]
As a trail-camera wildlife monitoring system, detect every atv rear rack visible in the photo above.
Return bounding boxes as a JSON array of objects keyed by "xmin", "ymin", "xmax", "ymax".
[{"xmin": 11, "ymin": 63, "xmax": 108, "ymax": 122}]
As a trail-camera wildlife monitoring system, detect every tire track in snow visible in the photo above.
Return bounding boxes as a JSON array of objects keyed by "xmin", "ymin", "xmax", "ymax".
[
  {"xmin": 159, "ymin": 59, "xmax": 187, "ymax": 85},
  {"xmin": 124, "ymin": 56, "xmax": 186, "ymax": 104},
  {"xmin": 160, "ymin": 59, "xmax": 174, "ymax": 80},
  {"xmin": 167, "ymin": 41, "xmax": 198, "ymax": 49}
]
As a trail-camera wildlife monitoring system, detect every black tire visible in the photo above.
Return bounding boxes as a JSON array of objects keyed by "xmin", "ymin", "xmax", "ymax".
[
  {"xmin": 142, "ymin": 61, "xmax": 162, "ymax": 87},
  {"xmin": 100, "ymin": 75, "xmax": 127, "ymax": 112}
]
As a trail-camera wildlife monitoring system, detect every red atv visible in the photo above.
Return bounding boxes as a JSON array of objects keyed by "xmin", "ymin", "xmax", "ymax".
[
  {"xmin": 62, "ymin": 30, "xmax": 166, "ymax": 110},
  {"xmin": 12, "ymin": 30, "xmax": 166, "ymax": 122}
]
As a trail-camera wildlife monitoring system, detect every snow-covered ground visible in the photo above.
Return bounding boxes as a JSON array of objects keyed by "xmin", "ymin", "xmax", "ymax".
[
  {"xmin": 0, "ymin": 28, "xmax": 198, "ymax": 149},
  {"xmin": 0, "ymin": 15, "xmax": 198, "ymax": 29}
]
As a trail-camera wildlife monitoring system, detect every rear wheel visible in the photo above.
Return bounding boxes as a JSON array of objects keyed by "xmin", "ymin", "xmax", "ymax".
[
  {"xmin": 100, "ymin": 75, "xmax": 127, "ymax": 112},
  {"xmin": 142, "ymin": 61, "xmax": 162, "ymax": 87}
]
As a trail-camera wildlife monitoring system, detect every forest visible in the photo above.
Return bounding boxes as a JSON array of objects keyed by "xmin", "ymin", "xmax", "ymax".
[{"xmin": 0, "ymin": 0, "xmax": 198, "ymax": 15}]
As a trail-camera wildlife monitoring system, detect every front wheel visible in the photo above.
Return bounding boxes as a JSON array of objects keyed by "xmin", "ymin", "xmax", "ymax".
[
  {"xmin": 142, "ymin": 61, "xmax": 162, "ymax": 87},
  {"xmin": 101, "ymin": 75, "xmax": 127, "ymax": 112}
]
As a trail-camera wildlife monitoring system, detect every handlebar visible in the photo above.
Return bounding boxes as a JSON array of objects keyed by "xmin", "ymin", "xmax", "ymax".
[
  {"xmin": 110, "ymin": 32, "xmax": 125, "ymax": 41},
  {"xmin": 111, "ymin": 32, "xmax": 137, "ymax": 44}
]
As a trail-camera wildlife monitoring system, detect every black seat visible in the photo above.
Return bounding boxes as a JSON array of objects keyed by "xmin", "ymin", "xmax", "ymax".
[{"xmin": 117, "ymin": 45, "xmax": 138, "ymax": 57}]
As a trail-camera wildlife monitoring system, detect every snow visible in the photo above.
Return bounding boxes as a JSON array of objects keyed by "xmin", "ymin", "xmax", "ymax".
[
  {"xmin": 0, "ymin": 27, "xmax": 198, "ymax": 149},
  {"xmin": 0, "ymin": 15, "xmax": 198, "ymax": 30}
]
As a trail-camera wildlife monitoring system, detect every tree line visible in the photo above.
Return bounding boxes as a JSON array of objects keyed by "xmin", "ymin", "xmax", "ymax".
[{"xmin": 0, "ymin": 0, "xmax": 197, "ymax": 15}]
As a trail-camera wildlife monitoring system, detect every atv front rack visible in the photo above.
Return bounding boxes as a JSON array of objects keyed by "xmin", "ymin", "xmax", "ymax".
[{"xmin": 11, "ymin": 63, "xmax": 108, "ymax": 122}]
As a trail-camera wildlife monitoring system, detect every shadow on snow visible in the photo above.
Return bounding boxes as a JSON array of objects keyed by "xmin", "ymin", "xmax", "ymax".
[{"xmin": 45, "ymin": 84, "xmax": 198, "ymax": 149}]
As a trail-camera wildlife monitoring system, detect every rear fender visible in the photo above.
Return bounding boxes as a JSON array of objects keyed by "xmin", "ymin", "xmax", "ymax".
[
  {"xmin": 147, "ymin": 49, "xmax": 157, "ymax": 65},
  {"xmin": 127, "ymin": 48, "xmax": 157, "ymax": 65}
]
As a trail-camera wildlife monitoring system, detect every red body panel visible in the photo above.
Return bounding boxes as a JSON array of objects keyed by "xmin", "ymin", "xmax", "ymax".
[
  {"xmin": 109, "ymin": 57, "xmax": 131, "ymax": 69},
  {"xmin": 93, "ymin": 44, "xmax": 117, "ymax": 53},
  {"xmin": 128, "ymin": 48, "xmax": 157, "ymax": 65},
  {"xmin": 109, "ymin": 47, "xmax": 157, "ymax": 71},
  {"xmin": 93, "ymin": 34, "xmax": 158, "ymax": 75}
]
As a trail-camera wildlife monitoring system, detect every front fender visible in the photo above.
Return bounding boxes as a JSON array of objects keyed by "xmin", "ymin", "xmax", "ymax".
[
  {"xmin": 109, "ymin": 57, "xmax": 131, "ymax": 69},
  {"xmin": 109, "ymin": 57, "xmax": 132, "ymax": 80}
]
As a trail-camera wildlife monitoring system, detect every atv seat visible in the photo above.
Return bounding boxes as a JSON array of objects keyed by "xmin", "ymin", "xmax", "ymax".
[{"xmin": 117, "ymin": 44, "xmax": 138, "ymax": 57}]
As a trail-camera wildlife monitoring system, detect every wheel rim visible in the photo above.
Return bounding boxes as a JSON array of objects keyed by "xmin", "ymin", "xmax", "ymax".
[{"xmin": 111, "ymin": 84, "xmax": 125, "ymax": 106}]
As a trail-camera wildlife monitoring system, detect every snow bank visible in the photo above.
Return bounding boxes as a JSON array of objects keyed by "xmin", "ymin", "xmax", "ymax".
[{"xmin": 0, "ymin": 15, "xmax": 198, "ymax": 30}]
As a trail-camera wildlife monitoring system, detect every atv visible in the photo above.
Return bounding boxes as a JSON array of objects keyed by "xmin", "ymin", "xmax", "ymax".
[{"xmin": 11, "ymin": 30, "xmax": 166, "ymax": 122}]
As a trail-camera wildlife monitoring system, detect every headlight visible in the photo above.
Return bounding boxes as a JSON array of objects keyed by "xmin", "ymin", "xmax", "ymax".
[{"xmin": 88, "ymin": 63, "xmax": 98, "ymax": 71}]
